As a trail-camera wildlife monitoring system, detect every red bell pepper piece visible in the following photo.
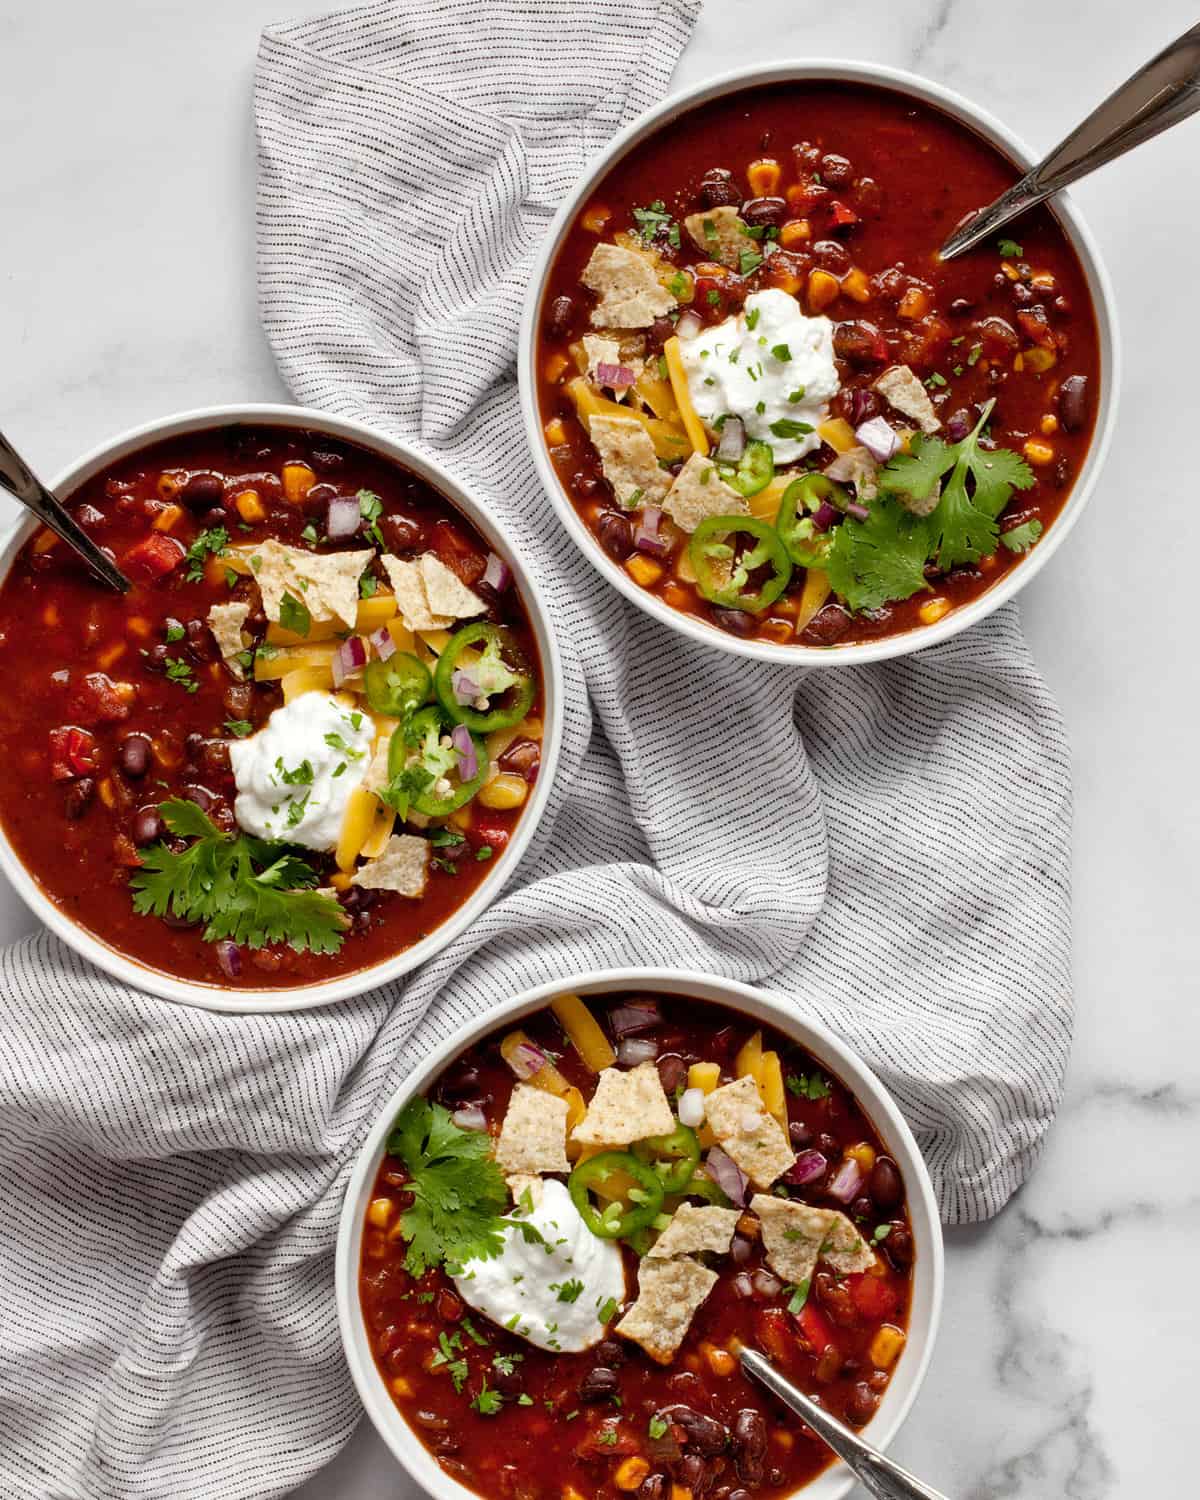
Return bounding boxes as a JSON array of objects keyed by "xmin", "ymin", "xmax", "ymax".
[
  {"xmin": 794, "ymin": 1298, "xmax": 836, "ymax": 1352},
  {"xmin": 828, "ymin": 200, "xmax": 860, "ymax": 229},
  {"xmin": 124, "ymin": 533, "xmax": 185, "ymax": 583},
  {"xmin": 471, "ymin": 820, "xmax": 510, "ymax": 856},
  {"xmin": 846, "ymin": 1272, "xmax": 899, "ymax": 1322},
  {"xmin": 49, "ymin": 725, "xmax": 99, "ymax": 780},
  {"xmin": 68, "ymin": 672, "xmax": 135, "ymax": 726}
]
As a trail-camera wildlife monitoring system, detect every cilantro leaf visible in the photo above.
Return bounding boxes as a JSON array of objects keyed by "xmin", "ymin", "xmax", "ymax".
[
  {"xmin": 386, "ymin": 1097, "xmax": 509, "ymax": 1278},
  {"xmin": 129, "ymin": 799, "xmax": 347, "ymax": 956},
  {"xmin": 1000, "ymin": 519, "xmax": 1043, "ymax": 554},
  {"xmin": 184, "ymin": 526, "xmax": 229, "ymax": 583},
  {"xmin": 471, "ymin": 1378, "xmax": 504, "ymax": 1417},
  {"xmin": 224, "ymin": 719, "xmax": 254, "ymax": 738},
  {"xmin": 631, "ymin": 199, "xmax": 675, "ymax": 245},
  {"xmin": 997, "ymin": 237, "xmax": 1023, "ymax": 258},
  {"xmin": 785, "ymin": 1071, "xmax": 831, "ymax": 1101},
  {"xmin": 824, "ymin": 499, "xmax": 932, "ymax": 613},
  {"xmin": 279, "ymin": 591, "xmax": 311, "ymax": 638}
]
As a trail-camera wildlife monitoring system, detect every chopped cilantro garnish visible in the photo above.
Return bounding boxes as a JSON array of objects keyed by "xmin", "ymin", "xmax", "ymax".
[
  {"xmin": 745, "ymin": 307, "xmax": 761, "ymax": 330},
  {"xmin": 1000, "ymin": 518, "xmax": 1043, "ymax": 553},
  {"xmin": 595, "ymin": 1428, "xmax": 619, "ymax": 1447},
  {"xmin": 925, "ymin": 371, "xmax": 948, "ymax": 389},
  {"xmin": 475, "ymin": 845, "xmax": 493, "ymax": 861},
  {"xmin": 597, "ymin": 1296, "xmax": 619, "ymax": 1324},
  {"xmin": 787, "ymin": 386, "xmax": 807, "ymax": 404},
  {"xmin": 786, "ymin": 1279, "xmax": 811, "ymax": 1314},
  {"xmin": 164, "ymin": 621, "xmax": 185, "ymax": 643},
  {"xmin": 706, "ymin": 290, "xmax": 721, "ymax": 307},
  {"xmin": 471, "ymin": 1378, "xmax": 504, "ymax": 1417},
  {"xmin": 555, "ymin": 1279, "xmax": 584, "ymax": 1304},
  {"xmin": 278, "ymin": 591, "xmax": 311, "ymax": 638},
  {"xmin": 786, "ymin": 1071, "xmax": 831, "ymax": 1101},
  {"xmin": 631, "ymin": 199, "xmax": 675, "ymax": 245},
  {"xmin": 997, "ymin": 237, "xmax": 1023, "ymax": 258},
  {"xmin": 357, "ymin": 489, "xmax": 385, "ymax": 546},
  {"xmin": 493, "ymin": 1352, "xmax": 523, "ymax": 1377},
  {"xmin": 164, "ymin": 657, "xmax": 198, "ymax": 694},
  {"xmin": 323, "ymin": 731, "xmax": 365, "ymax": 760},
  {"xmin": 300, "ymin": 522, "xmax": 320, "ymax": 546},
  {"xmin": 768, "ymin": 418, "xmax": 814, "ymax": 440},
  {"xmin": 224, "ymin": 719, "xmax": 254, "ymax": 738},
  {"xmin": 739, "ymin": 249, "xmax": 763, "ymax": 276},
  {"xmin": 184, "ymin": 526, "xmax": 229, "ymax": 583},
  {"xmin": 517, "ymin": 1393, "xmax": 534, "ymax": 1406},
  {"xmin": 873, "ymin": 1224, "xmax": 892, "ymax": 1243},
  {"xmin": 649, "ymin": 1416, "xmax": 669, "ymax": 1440},
  {"xmin": 770, "ymin": 343, "xmax": 792, "ymax": 362}
]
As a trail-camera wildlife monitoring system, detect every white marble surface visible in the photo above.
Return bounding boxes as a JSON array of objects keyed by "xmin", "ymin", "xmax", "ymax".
[{"xmin": 2, "ymin": 0, "xmax": 1198, "ymax": 1496}]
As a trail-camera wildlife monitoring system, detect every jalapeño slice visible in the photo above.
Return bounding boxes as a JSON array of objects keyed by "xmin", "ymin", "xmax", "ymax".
[
  {"xmin": 364, "ymin": 653, "xmax": 432, "ymax": 719},
  {"xmin": 689, "ymin": 515, "xmax": 792, "ymax": 615},
  {"xmin": 776, "ymin": 473, "xmax": 846, "ymax": 568},
  {"xmin": 634, "ymin": 1123, "xmax": 701, "ymax": 1194},
  {"xmin": 433, "ymin": 623, "xmax": 535, "ymax": 734},
  {"xmin": 387, "ymin": 705, "xmax": 489, "ymax": 817},
  {"xmin": 568, "ymin": 1150, "xmax": 665, "ymax": 1239}
]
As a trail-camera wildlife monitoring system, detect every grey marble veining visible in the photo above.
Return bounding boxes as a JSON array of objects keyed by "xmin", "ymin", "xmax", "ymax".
[{"xmin": 2, "ymin": 0, "xmax": 1198, "ymax": 1497}]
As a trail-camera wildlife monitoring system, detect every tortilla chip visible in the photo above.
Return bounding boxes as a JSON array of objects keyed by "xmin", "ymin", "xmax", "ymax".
[
  {"xmin": 581, "ymin": 244, "xmax": 677, "ymax": 329},
  {"xmin": 752, "ymin": 1195, "xmax": 875, "ymax": 1283},
  {"xmin": 662, "ymin": 453, "xmax": 748, "ymax": 533},
  {"xmin": 647, "ymin": 1204, "xmax": 741, "ymax": 1260},
  {"xmin": 420, "ymin": 554, "xmax": 485, "ymax": 620},
  {"xmin": 683, "ymin": 205, "xmax": 751, "ymax": 270},
  {"xmin": 350, "ymin": 834, "xmax": 428, "ymax": 897},
  {"xmin": 381, "ymin": 553, "xmax": 484, "ymax": 633},
  {"xmin": 244, "ymin": 540, "xmax": 369, "ymax": 629},
  {"xmin": 571, "ymin": 1061, "xmax": 675, "ymax": 1147},
  {"xmin": 583, "ymin": 334, "xmax": 644, "ymax": 401},
  {"xmin": 206, "ymin": 601, "xmax": 250, "ymax": 678},
  {"xmin": 616, "ymin": 1256, "xmax": 718, "ymax": 1364},
  {"xmin": 494, "ymin": 1085, "xmax": 571, "ymax": 1179},
  {"xmin": 589, "ymin": 414, "xmax": 671, "ymax": 509},
  {"xmin": 873, "ymin": 365, "xmax": 941, "ymax": 434},
  {"xmin": 506, "ymin": 1173, "xmax": 544, "ymax": 1208},
  {"xmin": 703, "ymin": 1076, "xmax": 795, "ymax": 1189}
]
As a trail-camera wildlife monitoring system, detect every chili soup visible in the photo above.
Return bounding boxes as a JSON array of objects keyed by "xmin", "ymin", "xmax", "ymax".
[
  {"xmin": 357, "ymin": 987, "xmax": 922, "ymax": 1500},
  {"xmin": 0, "ymin": 419, "xmax": 548, "ymax": 993},
  {"xmin": 532, "ymin": 77, "xmax": 1103, "ymax": 651}
]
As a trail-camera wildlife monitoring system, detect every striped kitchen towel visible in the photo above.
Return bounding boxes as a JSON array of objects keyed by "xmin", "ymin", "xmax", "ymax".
[{"xmin": 0, "ymin": 2, "xmax": 1072, "ymax": 1497}]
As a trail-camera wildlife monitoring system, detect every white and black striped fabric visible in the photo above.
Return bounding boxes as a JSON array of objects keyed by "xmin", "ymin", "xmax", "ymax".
[{"xmin": 0, "ymin": 3, "xmax": 1073, "ymax": 1496}]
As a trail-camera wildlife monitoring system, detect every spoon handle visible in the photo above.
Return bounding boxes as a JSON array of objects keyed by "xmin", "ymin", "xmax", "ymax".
[
  {"xmin": 940, "ymin": 19, "xmax": 1200, "ymax": 258},
  {"xmin": 739, "ymin": 1348, "xmax": 951, "ymax": 1500},
  {"xmin": 0, "ymin": 429, "xmax": 130, "ymax": 593}
]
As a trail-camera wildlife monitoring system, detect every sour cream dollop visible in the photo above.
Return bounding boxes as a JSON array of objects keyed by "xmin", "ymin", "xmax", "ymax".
[
  {"xmin": 228, "ymin": 691, "xmax": 374, "ymax": 851},
  {"xmin": 679, "ymin": 288, "xmax": 839, "ymax": 462},
  {"xmin": 452, "ymin": 1178, "xmax": 625, "ymax": 1353}
]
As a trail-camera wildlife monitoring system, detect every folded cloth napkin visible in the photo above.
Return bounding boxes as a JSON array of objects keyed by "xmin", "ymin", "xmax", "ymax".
[{"xmin": 0, "ymin": 2, "xmax": 1073, "ymax": 1496}]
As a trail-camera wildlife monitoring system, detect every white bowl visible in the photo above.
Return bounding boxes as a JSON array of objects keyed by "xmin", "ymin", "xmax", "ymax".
[
  {"xmin": 0, "ymin": 403, "xmax": 563, "ymax": 1013},
  {"xmin": 519, "ymin": 59, "xmax": 1120, "ymax": 666},
  {"xmin": 338, "ymin": 969, "xmax": 944, "ymax": 1500}
]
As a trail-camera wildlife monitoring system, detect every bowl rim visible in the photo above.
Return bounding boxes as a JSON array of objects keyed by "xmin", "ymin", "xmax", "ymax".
[
  {"xmin": 336, "ymin": 967, "xmax": 945, "ymax": 1500},
  {"xmin": 0, "ymin": 402, "xmax": 564, "ymax": 1013},
  {"xmin": 518, "ymin": 56, "xmax": 1121, "ymax": 666}
]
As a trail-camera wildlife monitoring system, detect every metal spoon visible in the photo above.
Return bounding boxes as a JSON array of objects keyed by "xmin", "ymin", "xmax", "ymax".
[
  {"xmin": 739, "ymin": 1347, "xmax": 950, "ymax": 1500},
  {"xmin": 940, "ymin": 19, "xmax": 1200, "ymax": 259},
  {"xmin": 0, "ymin": 427, "xmax": 130, "ymax": 592}
]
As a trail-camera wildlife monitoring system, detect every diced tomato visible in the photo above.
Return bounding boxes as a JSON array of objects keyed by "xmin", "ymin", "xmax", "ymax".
[
  {"xmin": 48, "ymin": 725, "xmax": 99, "ymax": 780},
  {"xmin": 472, "ymin": 821, "xmax": 510, "ymax": 855},
  {"xmin": 828, "ymin": 199, "xmax": 860, "ymax": 229},
  {"xmin": 124, "ymin": 532, "xmax": 185, "ymax": 582},
  {"xmin": 68, "ymin": 672, "xmax": 135, "ymax": 726},
  {"xmin": 846, "ymin": 1272, "xmax": 900, "ymax": 1321},
  {"xmin": 693, "ymin": 276, "xmax": 727, "ymax": 317},
  {"xmin": 794, "ymin": 1299, "xmax": 836, "ymax": 1353},
  {"xmin": 575, "ymin": 1420, "xmax": 639, "ymax": 1459},
  {"xmin": 1016, "ymin": 306, "xmax": 1056, "ymax": 349},
  {"xmin": 788, "ymin": 179, "xmax": 829, "ymax": 214},
  {"xmin": 112, "ymin": 833, "xmax": 143, "ymax": 869},
  {"xmin": 754, "ymin": 1306, "xmax": 795, "ymax": 1365}
]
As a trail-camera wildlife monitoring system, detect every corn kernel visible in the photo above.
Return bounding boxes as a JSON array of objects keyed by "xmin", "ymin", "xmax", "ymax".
[
  {"xmin": 779, "ymin": 218, "xmax": 811, "ymax": 248},
  {"xmin": 868, "ymin": 1324, "xmax": 907, "ymax": 1370},
  {"xmin": 614, "ymin": 1459, "xmax": 650, "ymax": 1491},
  {"xmin": 841, "ymin": 267, "xmax": 871, "ymax": 303},
  {"xmin": 760, "ymin": 619, "xmax": 792, "ymax": 645},
  {"xmin": 701, "ymin": 1342, "xmax": 737, "ymax": 1377},
  {"xmin": 919, "ymin": 596, "xmax": 951, "ymax": 626},
  {"xmin": 1012, "ymin": 353, "xmax": 1025, "ymax": 372},
  {"xmin": 32, "ymin": 528, "xmax": 59, "ymax": 555},
  {"xmin": 449, "ymin": 805, "xmax": 473, "ymax": 831},
  {"xmin": 980, "ymin": 553, "xmax": 998, "ymax": 573},
  {"xmin": 544, "ymin": 351, "xmax": 570, "ymax": 383},
  {"xmin": 151, "ymin": 503, "xmax": 184, "ymax": 534},
  {"xmin": 98, "ymin": 777, "xmax": 116, "ymax": 810},
  {"xmin": 582, "ymin": 204, "xmax": 611, "ymax": 234},
  {"xmin": 1031, "ymin": 270, "xmax": 1057, "ymax": 291},
  {"xmin": 1023, "ymin": 346, "xmax": 1057, "ymax": 373},
  {"xmin": 806, "ymin": 268, "xmax": 840, "ymax": 311},
  {"xmin": 661, "ymin": 581, "xmax": 692, "ymax": 612},
  {"xmin": 747, "ymin": 158, "xmax": 782, "ymax": 196},
  {"xmin": 563, "ymin": 1488, "xmax": 589, "ymax": 1500},
  {"xmin": 897, "ymin": 285, "xmax": 930, "ymax": 320},
  {"xmin": 367, "ymin": 1197, "xmax": 395, "ymax": 1229},
  {"xmin": 543, "ymin": 418, "xmax": 567, "ymax": 447},
  {"xmin": 1040, "ymin": 414, "xmax": 1059, "ymax": 435},
  {"xmin": 1023, "ymin": 438, "xmax": 1055, "ymax": 466},
  {"xmin": 127, "ymin": 616, "xmax": 152, "ymax": 640},
  {"xmin": 846, "ymin": 1142, "xmax": 876, "ymax": 1172},
  {"xmin": 478, "ymin": 772, "xmax": 528, "ymax": 811},
  {"xmin": 156, "ymin": 472, "xmax": 182, "ymax": 501},
  {"xmin": 625, "ymin": 554, "xmax": 663, "ymax": 588},
  {"xmin": 96, "ymin": 642, "xmax": 126, "ymax": 671},
  {"xmin": 235, "ymin": 488, "xmax": 267, "ymax": 523},
  {"xmin": 281, "ymin": 461, "xmax": 317, "ymax": 504},
  {"xmin": 390, "ymin": 1375, "xmax": 414, "ymax": 1399},
  {"xmin": 1000, "ymin": 260, "xmax": 1020, "ymax": 281},
  {"xmin": 688, "ymin": 1061, "xmax": 721, "ymax": 1093},
  {"xmin": 768, "ymin": 268, "xmax": 802, "ymax": 296}
]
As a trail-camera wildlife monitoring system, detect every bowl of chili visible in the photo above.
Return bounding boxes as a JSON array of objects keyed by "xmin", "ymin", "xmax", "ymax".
[
  {"xmin": 520, "ymin": 60, "xmax": 1118, "ymax": 663},
  {"xmin": 338, "ymin": 969, "xmax": 943, "ymax": 1500},
  {"xmin": 0, "ymin": 404, "xmax": 562, "ymax": 1011}
]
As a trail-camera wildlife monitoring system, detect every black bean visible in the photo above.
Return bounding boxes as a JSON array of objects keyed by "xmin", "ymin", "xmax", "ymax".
[
  {"xmin": 741, "ymin": 196, "xmax": 787, "ymax": 228},
  {"xmin": 800, "ymin": 603, "xmax": 852, "ymax": 647},
  {"xmin": 853, "ymin": 176, "xmax": 884, "ymax": 216},
  {"xmin": 844, "ymin": 1382, "xmax": 879, "ymax": 1426},
  {"xmin": 820, "ymin": 153, "xmax": 854, "ymax": 186},
  {"xmin": 659, "ymin": 1406, "xmax": 728, "ymax": 1456},
  {"xmin": 677, "ymin": 1455, "xmax": 713, "ymax": 1495},
  {"xmin": 869, "ymin": 1156, "xmax": 903, "ymax": 1210},
  {"xmin": 545, "ymin": 295, "xmax": 575, "ymax": 337},
  {"xmin": 811, "ymin": 239, "xmax": 852, "ymax": 276},
  {"xmin": 309, "ymin": 446, "xmax": 345, "ymax": 474},
  {"xmin": 492, "ymin": 1363, "xmax": 524, "ymax": 1397},
  {"xmin": 732, "ymin": 1409, "xmax": 767, "ymax": 1485},
  {"xmin": 594, "ymin": 1339, "xmax": 626, "ymax": 1367},
  {"xmin": 1058, "ymin": 374, "xmax": 1089, "ymax": 433},
  {"xmin": 699, "ymin": 169, "xmax": 740, "ymax": 209},
  {"xmin": 833, "ymin": 320, "xmax": 885, "ymax": 366},
  {"xmin": 117, "ymin": 734, "xmax": 151, "ymax": 779},
  {"xmin": 579, "ymin": 1366, "xmax": 619, "ymax": 1403},
  {"xmin": 646, "ymin": 317, "xmax": 674, "ymax": 353},
  {"xmin": 638, "ymin": 1478, "xmax": 667, "ymax": 1500},
  {"xmin": 131, "ymin": 807, "xmax": 164, "ymax": 846},
  {"xmin": 657, "ymin": 1053, "xmax": 687, "ymax": 1094},
  {"xmin": 379, "ymin": 513, "xmax": 426, "ymax": 554},
  {"xmin": 851, "ymin": 1195, "xmax": 873, "ymax": 1220},
  {"xmin": 846, "ymin": 387, "xmax": 882, "ymax": 427},
  {"xmin": 710, "ymin": 606, "xmax": 757, "ymax": 638},
  {"xmin": 200, "ymin": 739, "xmax": 232, "ymax": 780},
  {"xmin": 788, "ymin": 1120, "xmax": 812, "ymax": 1148},
  {"xmin": 882, "ymin": 1223, "xmax": 913, "ymax": 1272},
  {"xmin": 181, "ymin": 474, "xmax": 225, "ymax": 513},
  {"xmin": 74, "ymin": 504, "xmax": 105, "ymax": 530},
  {"xmin": 64, "ymin": 778, "xmax": 95, "ymax": 820},
  {"xmin": 415, "ymin": 1410, "xmax": 452, "ymax": 1432},
  {"xmin": 948, "ymin": 297, "xmax": 975, "ymax": 316},
  {"xmin": 185, "ymin": 618, "xmax": 217, "ymax": 663},
  {"xmin": 439, "ymin": 1063, "xmax": 482, "ymax": 1101},
  {"xmin": 223, "ymin": 682, "xmax": 254, "ymax": 720},
  {"xmin": 596, "ymin": 511, "xmax": 633, "ymax": 562}
]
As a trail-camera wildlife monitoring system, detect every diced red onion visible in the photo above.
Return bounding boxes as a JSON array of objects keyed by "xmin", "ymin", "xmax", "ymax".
[
  {"xmin": 855, "ymin": 416, "xmax": 900, "ymax": 462},
  {"xmin": 676, "ymin": 311, "xmax": 702, "ymax": 341},
  {"xmin": 729, "ymin": 1234, "xmax": 753, "ymax": 1266},
  {"xmin": 331, "ymin": 634, "xmax": 368, "ymax": 688},
  {"xmin": 452, "ymin": 668, "xmax": 481, "ymax": 705},
  {"xmin": 616, "ymin": 1037, "xmax": 659, "ymax": 1068},
  {"xmin": 215, "ymin": 940, "xmax": 242, "ymax": 980},
  {"xmin": 369, "ymin": 625, "xmax": 396, "ymax": 661},
  {"xmin": 326, "ymin": 494, "xmax": 361, "ymax": 540},
  {"xmin": 810, "ymin": 500, "xmax": 839, "ymax": 534},
  {"xmin": 732, "ymin": 1271, "xmax": 756, "ymax": 1300},
  {"xmin": 752, "ymin": 1269, "xmax": 782, "ymax": 1299},
  {"xmin": 716, "ymin": 415, "xmax": 746, "ymax": 463},
  {"xmin": 507, "ymin": 1040, "xmax": 548, "ymax": 1080},
  {"xmin": 596, "ymin": 362, "xmax": 636, "ymax": 389},
  {"xmin": 50, "ymin": 669, "xmax": 70, "ymax": 686},
  {"xmin": 482, "ymin": 551, "xmax": 511, "ymax": 593},
  {"xmin": 704, "ymin": 1146, "xmax": 749, "ymax": 1207},
  {"xmin": 633, "ymin": 506, "xmax": 670, "ymax": 557},
  {"xmin": 783, "ymin": 1149, "xmax": 828, "ymax": 1186},
  {"xmin": 848, "ymin": 388, "xmax": 879, "ymax": 427},
  {"xmin": 451, "ymin": 1104, "xmax": 488, "ymax": 1132},
  {"xmin": 827, "ymin": 1156, "xmax": 865, "ymax": 1205},
  {"xmin": 677, "ymin": 1087, "xmax": 706, "ymax": 1129},
  {"xmin": 845, "ymin": 500, "xmax": 870, "ymax": 522},
  {"xmin": 609, "ymin": 1001, "xmax": 662, "ymax": 1038},
  {"xmin": 451, "ymin": 723, "xmax": 478, "ymax": 780}
]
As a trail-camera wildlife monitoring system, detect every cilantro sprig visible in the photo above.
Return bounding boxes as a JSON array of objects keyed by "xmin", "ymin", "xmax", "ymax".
[
  {"xmin": 824, "ymin": 498, "xmax": 932, "ymax": 614},
  {"xmin": 129, "ymin": 799, "xmax": 347, "ymax": 955}
]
